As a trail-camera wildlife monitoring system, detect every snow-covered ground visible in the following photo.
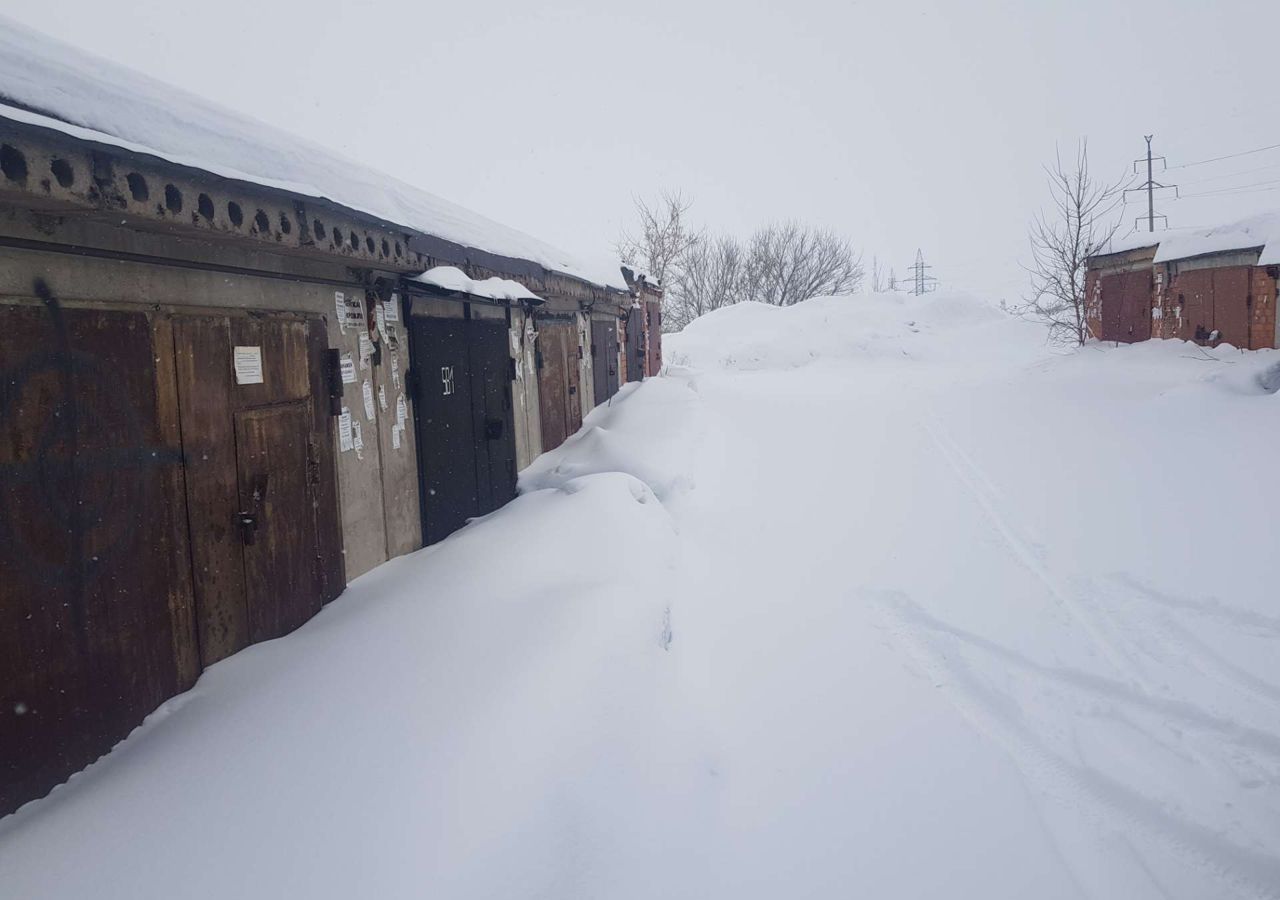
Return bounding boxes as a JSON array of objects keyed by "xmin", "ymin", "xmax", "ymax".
[{"xmin": 3, "ymin": 293, "xmax": 1279, "ymax": 899}]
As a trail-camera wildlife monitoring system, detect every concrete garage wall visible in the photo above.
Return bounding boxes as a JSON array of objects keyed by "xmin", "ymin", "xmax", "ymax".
[
  {"xmin": 575, "ymin": 311, "xmax": 595, "ymax": 420},
  {"xmin": 511, "ymin": 305, "xmax": 543, "ymax": 471},
  {"xmin": 0, "ymin": 205, "xmax": 422, "ymax": 581}
]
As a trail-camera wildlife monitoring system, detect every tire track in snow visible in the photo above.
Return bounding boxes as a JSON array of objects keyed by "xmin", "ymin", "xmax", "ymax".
[
  {"xmin": 1088, "ymin": 576, "xmax": 1280, "ymax": 716},
  {"xmin": 921, "ymin": 415, "xmax": 1146, "ymax": 688},
  {"xmin": 872, "ymin": 589, "xmax": 1280, "ymax": 900}
]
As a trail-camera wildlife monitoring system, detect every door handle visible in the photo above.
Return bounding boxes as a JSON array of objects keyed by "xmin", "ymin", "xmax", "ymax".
[
  {"xmin": 235, "ymin": 511, "xmax": 259, "ymax": 546},
  {"xmin": 484, "ymin": 418, "xmax": 504, "ymax": 440}
]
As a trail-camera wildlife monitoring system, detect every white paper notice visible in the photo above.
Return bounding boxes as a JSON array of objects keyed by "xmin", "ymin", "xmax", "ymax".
[
  {"xmin": 233, "ymin": 346, "xmax": 264, "ymax": 385},
  {"xmin": 339, "ymin": 353, "xmax": 356, "ymax": 384},
  {"xmin": 378, "ymin": 383, "xmax": 388, "ymax": 411},
  {"xmin": 335, "ymin": 290, "xmax": 366, "ymax": 333},
  {"xmin": 395, "ymin": 394, "xmax": 407, "ymax": 429},
  {"xmin": 383, "ymin": 296, "xmax": 399, "ymax": 323},
  {"xmin": 338, "ymin": 407, "xmax": 353, "ymax": 452},
  {"xmin": 358, "ymin": 333, "xmax": 373, "ymax": 369},
  {"xmin": 335, "ymin": 291, "xmax": 348, "ymax": 333},
  {"xmin": 375, "ymin": 304, "xmax": 389, "ymax": 343},
  {"xmin": 362, "ymin": 380, "xmax": 376, "ymax": 421},
  {"xmin": 391, "ymin": 424, "xmax": 402, "ymax": 450},
  {"xmin": 509, "ymin": 328, "xmax": 521, "ymax": 356},
  {"xmin": 390, "ymin": 353, "xmax": 401, "ymax": 389},
  {"xmin": 352, "ymin": 419, "xmax": 364, "ymax": 459}
]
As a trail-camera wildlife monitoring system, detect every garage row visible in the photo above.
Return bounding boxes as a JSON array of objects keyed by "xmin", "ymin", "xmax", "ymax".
[{"xmin": 0, "ymin": 123, "xmax": 662, "ymax": 815}]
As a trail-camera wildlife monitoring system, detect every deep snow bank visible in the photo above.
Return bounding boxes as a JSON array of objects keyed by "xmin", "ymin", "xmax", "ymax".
[{"xmin": 666, "ymin": 292, "xmax": 1026, "ymax": 371}]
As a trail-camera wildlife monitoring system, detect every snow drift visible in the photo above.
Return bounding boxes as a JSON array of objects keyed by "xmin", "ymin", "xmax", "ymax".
[{"xmin": 3, "ymin": 291, "xmax": 1278, "ymax": 899}]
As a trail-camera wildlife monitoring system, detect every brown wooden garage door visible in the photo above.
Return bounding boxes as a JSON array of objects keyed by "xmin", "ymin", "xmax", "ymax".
[
  {"xmin": 173, "ymin": 313, "xmax": 343, "ymax": 664},
  {"xmin": 536, "ymin": 317, "xmax": 581, "ymax": 452},
  {"xmin": 0, "ymin": 301, "xmax": 197, "ymax": 815},
  {"xmin": 0, "ymin": 300, "xmax": 343, "ymax": 816}
]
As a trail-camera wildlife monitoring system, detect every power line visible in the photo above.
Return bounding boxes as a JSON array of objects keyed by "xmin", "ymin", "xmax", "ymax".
[
  {"xmin": 1165, "ymin": 141, "xmax": 1280, "ymax": 170},
  {"xmin": 1180, "ymin": 161, "xmax": 1280, "ymax": 186},
  {"xmin": 1176, "ymin": 181, "xmax": 1280, "ymax": 200}
]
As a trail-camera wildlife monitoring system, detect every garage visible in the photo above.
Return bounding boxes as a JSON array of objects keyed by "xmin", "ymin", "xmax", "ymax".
[
  {"xmin": 406, "ymin": 292, "xmax": 518, "ymax": 545},
  {"xmin": 0, "ymin": 296, "xmax": 343, "ymax": 815}
]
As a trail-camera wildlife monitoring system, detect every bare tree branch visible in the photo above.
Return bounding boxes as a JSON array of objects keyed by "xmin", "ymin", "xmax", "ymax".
[{"xmin": 1014, "ymin": 140, "xmax": 1125, "ymax": 346}]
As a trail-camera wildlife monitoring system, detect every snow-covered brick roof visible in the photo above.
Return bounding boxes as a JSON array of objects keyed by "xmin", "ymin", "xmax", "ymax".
[
  {"xmin": 0, "ymin": 15, "xmax": 625, "ymax": 290},
  {"xmin": 411, "ymin": 266, "xmax": 544, "ymax": 303},
  {"xmin": 1098, "ymin": 213, "xmax": 1280, "ymax": 265}
]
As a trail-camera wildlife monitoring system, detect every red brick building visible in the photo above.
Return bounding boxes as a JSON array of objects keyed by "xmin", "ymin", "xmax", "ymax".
[{"xmin": 1086, "ymin": 215, "xmax": 1280, "ymax": 349}]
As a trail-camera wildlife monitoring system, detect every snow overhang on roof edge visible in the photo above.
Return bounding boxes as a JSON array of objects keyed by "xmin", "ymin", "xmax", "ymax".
[{"xmin": 0, "ymin": 15, "xmax": 628, "ymax": 291}]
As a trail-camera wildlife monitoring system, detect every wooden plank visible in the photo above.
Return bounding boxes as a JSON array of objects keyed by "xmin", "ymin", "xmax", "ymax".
[
  {"xmin": 0, "ymin": 302, "xmax": 187, "ymax": 815},
  {"xmin": 234, "ymin": 400, "xmax": 320, "ymax": 642},
  {"xmin": 173, "ymin": 315, "xmax": 250, "ymax": 665},
  {"xmin": 152, "ymin": 314, "xmax": 200, "ymax": 690},
  {"xmin": 305, "ymin": 317, "xmax": 345, "ymax": 603}
]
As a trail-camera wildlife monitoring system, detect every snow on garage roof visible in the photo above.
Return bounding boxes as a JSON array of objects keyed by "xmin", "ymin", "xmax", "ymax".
[
  {"xmin": 1152, "ymin": 212, "xmax": 1280, "ymax": 264},
  {"xmin": 411, "ymin": 266, "xmax": 544, "ymax": 303},
  {"xmin": 0, "ymin": 15, "xmax": 625, "ymax": 290},
  {"xmin": 1098, "ymin": 213, "xmax": 1280, "ymax": 265}
]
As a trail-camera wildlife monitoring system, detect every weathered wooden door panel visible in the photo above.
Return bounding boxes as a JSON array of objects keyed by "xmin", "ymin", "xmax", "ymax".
[
  {"xmin": 1099, "ymin": 274, "xmax": 1124, "ymax": 341},
  {"xmin": 537, "ymin": 320, "xmax": 571, "ymax": 451},
  {"xmin": 1, "ymin": 302, "xmax": 194, "ymax": 815},
  {"xmin": 625, "ymin": 307, "xmax": 645, "ymax": 383},
  {"xmin": 234, "ymin": 401, "xmax": 320, "ymax": 642},
  {"xmin": 646, "ymin": 304, "xmax": 662, "ymax": 375},
  {"xmin": 409, "ymin": 315, "xmax": 481, "ymax": 543},
  {"xmin": 565, "ymin": 326, "xmax": 583, "ymax": 435},
  {"xmin": 591, "ymin": 318, "xmax": 619, "ymax": 405},
  {"xmin": 174, "ymin": 313, "xmax": 339, "ymax": 660},
  {"xmin": 173, "ymin": 316, "xmax": 250, "ymax": 664},
  {"xmin": 305, "ymin": 319, "xmax": 345, "ymax": 604}
]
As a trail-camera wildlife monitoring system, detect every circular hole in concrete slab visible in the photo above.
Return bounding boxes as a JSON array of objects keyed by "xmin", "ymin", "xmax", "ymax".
[
  {"xmin": 197, "ymin": 193, "xmax": 215, "ymax": 220},
  {"xmin": 50, "ymin": 158, "xmax": 74, "ymax": 188},
  {"xmin": 164, "ymin": 184, "xmax": 183, "ymax": 214},
  {"xmin": 127, "ymin": 172, "xmax": 149, "ymax": 202},
  {"xmin": 227, "ymin": 201, "xmax": 244, "ymax": 227},
  {"xmin": 1, "ymin": 144, "xmax": 28, "ymax": 183}
]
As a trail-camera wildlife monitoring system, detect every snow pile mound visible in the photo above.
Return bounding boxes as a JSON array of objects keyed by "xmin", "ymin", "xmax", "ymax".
[
  {"xmin": 665, "ymin": 292, "xmax": 1028, "ymax": 372},
  {"xmin": 521, "ymin": 378, "xmax": 703, "ymax": 504}
]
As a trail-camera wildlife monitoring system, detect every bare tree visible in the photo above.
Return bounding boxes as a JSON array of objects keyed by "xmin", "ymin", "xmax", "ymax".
[
  {"xmin": 742, "ymin": 221, "xmax": 863, "ymax": 306},
  {"xmin": 1021, "ymin": 141, "xmax": 1125, "ymax": 346},
  {"xmin": 870, "ymin": 255, "xmax": 887, "ymax": 293},
  {"xmin": 670, "ymin": 234, "xmax": 744, "ymax": 330},
  {"xmin": 615, "ymin": 191, "xmax": 700, "ymax": 288}
]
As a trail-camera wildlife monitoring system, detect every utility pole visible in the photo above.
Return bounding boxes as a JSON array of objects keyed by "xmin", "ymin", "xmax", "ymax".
[
  {"xmin": 1126, "ymin": 135, "xmax": 1177, "ymax": 232},
  {"xmin": 905, "ymin": 249, "xmax": 939, "ymax": 296}
]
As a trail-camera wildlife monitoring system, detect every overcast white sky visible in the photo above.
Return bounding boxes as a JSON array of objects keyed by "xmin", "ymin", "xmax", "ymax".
[{"xmin": 7, "ymin": 0, "xmax": 1280, "ymax": 300}]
